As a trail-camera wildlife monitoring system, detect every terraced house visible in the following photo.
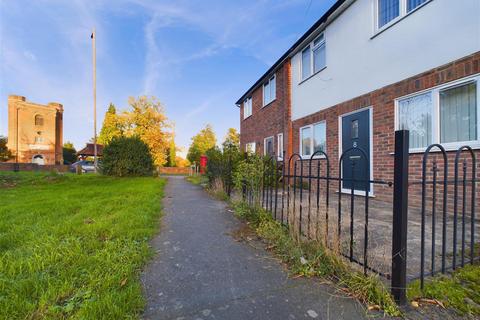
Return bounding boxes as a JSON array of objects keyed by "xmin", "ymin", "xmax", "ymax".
[{"xmin": 236, "ymin": 0, "xmax": 480, "ymax": 196}]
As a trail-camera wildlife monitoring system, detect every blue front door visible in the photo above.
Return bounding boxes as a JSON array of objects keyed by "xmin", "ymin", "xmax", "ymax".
[{"xmin": 341, "ymin": 109, "xmax": 370, "ymax": 192}]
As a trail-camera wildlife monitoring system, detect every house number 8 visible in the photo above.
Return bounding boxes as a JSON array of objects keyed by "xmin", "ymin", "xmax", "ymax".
[{"xmin": 353, "ymin": 141, "xmax": 357, "ymax": 148}]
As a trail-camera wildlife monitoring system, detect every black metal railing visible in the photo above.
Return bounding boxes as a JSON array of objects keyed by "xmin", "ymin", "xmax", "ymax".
[{"xmin": 239, "ymin": 130, "xmax": 479, "ymax": 304}]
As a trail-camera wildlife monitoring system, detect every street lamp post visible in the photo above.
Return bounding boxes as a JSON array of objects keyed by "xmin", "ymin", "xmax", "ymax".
[{"xmin": 91, "ymin": 29, "xmax": 98, "ymax": 172}]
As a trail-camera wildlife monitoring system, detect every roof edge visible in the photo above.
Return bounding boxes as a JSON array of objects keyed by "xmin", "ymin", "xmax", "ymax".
[{"xmin": 234, "ymin": 0, "xmax": 348, "ymax": 106}]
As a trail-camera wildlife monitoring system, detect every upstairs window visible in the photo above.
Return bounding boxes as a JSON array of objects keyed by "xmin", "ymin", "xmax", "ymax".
[
  {"xmin": 377, "ymin": 0, "xmax": 429, "ymax": 30},
  {"xmin": 407, "ymin": 0, "xmax": 427, "ymax": 12},
  {"xmin": 378, "ymin": 0, "xmax": 400, "ymax": 28},
  {"xmin": 263, "ymin": 75, "xmax": 276, "ymax": 106},
  {"xmin": 301, "ymin": 33, "xmax": 326, "ymax": 81},
  {"xmin": 35, "ymin": 115, "xmax": 44, "ymax": 126},
  {"xmin": 397, "ymin": 76, "xmax": 479, "ymax": 151},
  {"xmin": 244, "ymin": 97, "xmax": 252, "ymax": 119}
]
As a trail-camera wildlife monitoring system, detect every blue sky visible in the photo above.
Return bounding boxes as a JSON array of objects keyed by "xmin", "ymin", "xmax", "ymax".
[{"xmin": 0, "ymin": 0, "xmax": 336, "ymax": 155}]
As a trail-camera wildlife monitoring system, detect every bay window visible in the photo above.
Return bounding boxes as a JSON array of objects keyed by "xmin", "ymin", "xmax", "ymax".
[
  {"xmin": 300, "ymin": 121, "xmax": 326, "ymax": 157},
  {"xmin": 396, "ymin": 76, "xmax": 480, "ymax": 151}
]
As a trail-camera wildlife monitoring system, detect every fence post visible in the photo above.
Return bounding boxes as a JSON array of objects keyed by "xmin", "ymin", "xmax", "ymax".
[{"xmin": 391, "ymin": 129, "xmax": 409, "ymax": 304}]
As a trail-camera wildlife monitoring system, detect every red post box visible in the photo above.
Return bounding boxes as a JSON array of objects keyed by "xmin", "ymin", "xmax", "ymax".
[{"xmin": 200, "ymin": 155, "xmax": 208, "ymax": 174}]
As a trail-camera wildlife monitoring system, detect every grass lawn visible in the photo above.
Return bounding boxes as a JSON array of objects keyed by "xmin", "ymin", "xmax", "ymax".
[
  {"xmin": 408, "ymin": 263, "xmax": 480, "ymax": 316},
  {"xmin": 0, "ymin": 171, "xmax": 165, "ymax": 319}
]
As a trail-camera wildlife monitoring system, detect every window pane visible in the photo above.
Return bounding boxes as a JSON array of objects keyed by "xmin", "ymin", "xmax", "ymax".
[
  {"xmin": 270, "ymin": 77, "xmax": 276, "ymax": 101},
  {"xmin": 263, "ymin": 83, "xmax": 270, "ymax": 105},
  {"xmin": 302, "ymin": 47, "xmax": 311, "ymax": 80},
  {"xmin": 301, "ymin": 127, "xmax": 312, "ymax": 156},
  {"xmin": 278, "ymin": 134, "xmax": 283, "ymax": 159},
  {"xmin": 407, "ymin": 0, "xmax": 427, "ymax": 12},
  {"xmin": 398, "ymin": 92, "xmax": 432, "ymax": 148},
  {"xmin": 440, "ymin": 82, "xmax": 477, "ymax": 143},
  {"xmin": 313, "ymin": 44, "xmax": 326, "ymax": 73},
  {"xmin": 351, "ymin": 120, "xmax": 359, "ymax": 139},
  {"xmin": 313, "ymin": 123, "xmax": 326, "ymax": 153},
  {"xmin": 265, "ymin": 138, "xmax": 274, "ymax": 156},
  {"xmin": 378, "ymin": 0, "xmax": 399, "ymax": 28},
  {"xmin": 313, "ymin": 34, "xmax": 324, "ymax": 46}
]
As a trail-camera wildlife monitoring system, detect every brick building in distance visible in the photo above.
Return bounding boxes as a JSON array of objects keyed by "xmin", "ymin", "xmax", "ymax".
[{"xmin": 7, "ymin": 95, "xmax": 64, "ymax": 165}]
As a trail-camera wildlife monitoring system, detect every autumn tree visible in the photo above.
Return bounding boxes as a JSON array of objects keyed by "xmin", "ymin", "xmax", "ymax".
[
  {"xmin": 0, "ymin": 136, "xmax": 12, "ymax": 162},
  {"xmin": 222, "ymin": 128, "xmax": 240, "ymax": 150},
  {"xmin": 187, "ymin": 124, "xmax": 216, "ymax": 164},
  {"xmin": 63, "ymin": 141, "xmax": 77, "ymax": 164},
  {"xmin": 165, "ymin": 138, "xmax": 176, "ymax": 167},
  {"xmin": 98, "ymin": 103, "xmax": 124, "ymax": 145},
  {"xmin": 123, "ymin": 96, "xmax": 171, "ymax": 167}
]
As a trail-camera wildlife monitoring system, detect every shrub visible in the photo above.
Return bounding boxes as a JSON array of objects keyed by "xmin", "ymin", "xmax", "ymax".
[
  {"xmin": 205, "ymin": 145, "xmax": 242, "ymax": 196},
  {"xmin": 101, "ymin": 136, "xmax": 154, "ymax": 177}
]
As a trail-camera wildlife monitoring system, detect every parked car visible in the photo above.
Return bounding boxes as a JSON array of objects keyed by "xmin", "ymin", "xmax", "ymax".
[{"xmin": 70, "ymin": 160, "xmax": 95, "ymax": 173}]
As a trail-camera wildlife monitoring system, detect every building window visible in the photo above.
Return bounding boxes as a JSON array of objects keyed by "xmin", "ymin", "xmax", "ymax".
[
  {"xmin": 301, "ymin": 33, "xmax": 326, "ymax": 81},
  {"xmin": 35, "ymin": 115, "xmax": 44, "ymax": 126},
  {"xmin": 264, "ymin": 136, "xmax": 274, "ymax": 156},
  {"xmin": 396, "ymin": 76, "xmax": 479, "ymax": 151},
  {"xmin": 277, "ymin": 133, "xmax": 284, "ymax": 160},
  {"xmin": 263, "ymin": 75, "xmax": 276, "ymax": 106},
  {"xmin": 407, "ymin": 0, "xmax": 427, "ymax": 12},
  {"xmin": 246, "ymin": 142, "xmax": 256, "ymax": 154},
  {"xmin": 378, "ymin": 0, "xmax": 399, "ymax": 28},
  {"xmin": 244, "ymin": 97, "xmax": 252, "ymax": 119},
  {"xmin": 34, "ymin": 135, "xmax": 44, "ymax": 144},
  {"xmin": 377, "ymin": 0, "xmax": 429, "ymax": 30},
  {"xmin": 300, "ymin": 121, "xmax": 326, "ymax": 157}
]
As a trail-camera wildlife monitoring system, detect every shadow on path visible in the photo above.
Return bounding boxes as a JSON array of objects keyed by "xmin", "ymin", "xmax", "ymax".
[{"xmin": 141, "ymin": 176, "xmax": 365, "ymax": 320}]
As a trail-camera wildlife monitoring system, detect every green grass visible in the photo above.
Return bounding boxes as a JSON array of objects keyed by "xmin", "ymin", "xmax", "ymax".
[
  {"xmin": 408, "ymin": 263, "xmax": 480, "ymax": 316},
  {"xmin": 185, "ymin": 174, "xmax": 208, "ymax": 185},
  {"xmin": 0, "ymin": 171, "xmax": 165, "ymax": 319},
  {"xmin": 231, "ymin": 201, "xmax": 400, "ymax": 317}
]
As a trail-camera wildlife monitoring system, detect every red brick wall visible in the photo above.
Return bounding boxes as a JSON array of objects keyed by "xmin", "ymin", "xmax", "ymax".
[
  {"xmin": 240, "ymin": 60, "xmax": 292, "ymax": 159},
  {"xmin": 291, "ymin": 51, "xmax": 480, "ymax": 203}
]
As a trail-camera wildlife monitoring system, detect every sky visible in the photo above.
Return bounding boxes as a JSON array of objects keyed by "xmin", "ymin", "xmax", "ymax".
[{"xmin": 0, "ymin": 0, "xmax": 336, "ymax": 155}]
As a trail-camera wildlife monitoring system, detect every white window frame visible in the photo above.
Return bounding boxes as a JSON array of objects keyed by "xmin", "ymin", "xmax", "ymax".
[
  {"xmin": 277, "ymin": 133, "xmax": 284, "ymax": 160},
  {"xmin": 300, "ymin": 33, "xmax": 326, "ymax": 82},
  {"xmin": 246, "ymin": 142, "xmax": 256, "ymax": 154},
  {"xmin": 243, "ymin": 97, "xmax": 252, "ymax": 119},
  {"xmin": 263, "ymin": 75, "xmax": 276, "ymax": 107},
  {"xmin": 373, "ymin": 0, "xmax": 432, "ymax": 35},
  {"xmin": 263, "ymin": 136, "xmax": 274, "ymax": 156},
  {"xmin": 299, "ymin": 121, "xmax": 327, "ymax": 158},
  {"xmin": 394, "ymin": 74, "xmax": 480, "ymax": 153}
]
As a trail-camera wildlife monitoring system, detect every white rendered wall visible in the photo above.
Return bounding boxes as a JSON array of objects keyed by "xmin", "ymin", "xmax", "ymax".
[{"xmin": 291, "ymin": 0, "xmax": 480, "ymax": 120}]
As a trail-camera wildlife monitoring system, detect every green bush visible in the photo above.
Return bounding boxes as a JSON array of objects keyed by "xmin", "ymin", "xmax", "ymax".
[
  {"xmin": 101, "ymin": 136, "xmax": 154, "ymax": 177},
  {"xmin": 205, "ymin": 144, "xmax": 243, "ymax": 196}
]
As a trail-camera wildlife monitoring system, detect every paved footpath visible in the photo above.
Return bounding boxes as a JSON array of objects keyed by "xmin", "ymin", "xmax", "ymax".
[{"xmin": 141, "ymin": 176, "xmax": 365, "ymax": 320}]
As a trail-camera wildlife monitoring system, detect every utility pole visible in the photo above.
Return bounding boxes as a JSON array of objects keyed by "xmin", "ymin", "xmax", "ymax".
[{"xmin": 91, "ymin": 29, "xmax": 98, "ymax": 172}]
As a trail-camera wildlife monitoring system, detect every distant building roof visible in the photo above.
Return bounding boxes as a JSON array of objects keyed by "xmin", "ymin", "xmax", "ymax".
[{"xmin": 77, "ymin": 143, "xmax": 104, "ymax": 157}]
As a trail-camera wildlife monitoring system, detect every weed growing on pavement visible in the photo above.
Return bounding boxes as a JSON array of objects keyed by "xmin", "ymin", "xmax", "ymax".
[{"xmin": 231, "ymin": 200, "xmax": 401, "ymax": 317}]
